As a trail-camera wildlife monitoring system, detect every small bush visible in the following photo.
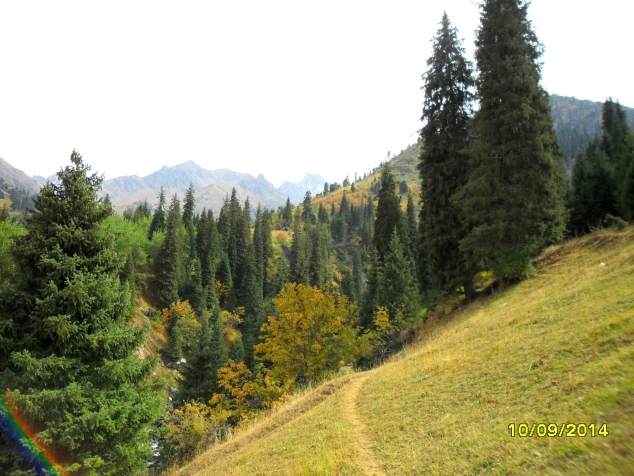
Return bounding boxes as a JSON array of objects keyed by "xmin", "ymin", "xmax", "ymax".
[{"xmin": 605, "ymin": 213, "xmax": 627, "ymax": 231}]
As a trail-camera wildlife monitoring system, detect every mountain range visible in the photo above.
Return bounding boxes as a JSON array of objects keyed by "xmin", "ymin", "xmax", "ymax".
[
  {"xmin": 1, "ymin": 94, "xmax": 633, "ymax": 214},
  {"xmin": 2, "ymin": 158, "xmax": 328, "ymax": 214}
]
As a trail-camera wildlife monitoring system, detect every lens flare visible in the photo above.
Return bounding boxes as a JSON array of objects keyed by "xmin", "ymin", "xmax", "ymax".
[{"xmin": 0, "ymin": 392, "xmax": 64, "ymax": 476}]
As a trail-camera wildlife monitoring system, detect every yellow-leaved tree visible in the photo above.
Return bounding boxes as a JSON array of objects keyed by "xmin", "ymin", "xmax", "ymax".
[{"xmin": 255, "ymin": 283, "xmax": 357, "ymax": 388}]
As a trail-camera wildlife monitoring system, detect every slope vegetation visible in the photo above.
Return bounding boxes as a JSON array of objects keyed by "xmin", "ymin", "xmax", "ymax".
[
  {"xmin": 169, "ymin": 227, "xmax": 633, "ymax": 476},
  {"xmin": 315, "ymin": 143, "xmax": 420, "ymax": 212}
]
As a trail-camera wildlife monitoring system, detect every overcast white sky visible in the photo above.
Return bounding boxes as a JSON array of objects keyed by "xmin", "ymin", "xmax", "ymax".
[{"xmin": 1, "ymin": 0, "xmax": 632, "ymax": 186}]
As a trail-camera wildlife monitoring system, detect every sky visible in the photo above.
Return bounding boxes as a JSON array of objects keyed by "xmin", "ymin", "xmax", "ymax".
[{"xmin": 0, "ymin": 0, "xmax": 632, "ymax": 187}]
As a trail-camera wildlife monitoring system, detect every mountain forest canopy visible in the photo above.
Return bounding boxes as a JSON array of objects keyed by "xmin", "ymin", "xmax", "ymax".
[{"xmin": 0, "ymin": 1, "xmax": 632, "ymax": 474}]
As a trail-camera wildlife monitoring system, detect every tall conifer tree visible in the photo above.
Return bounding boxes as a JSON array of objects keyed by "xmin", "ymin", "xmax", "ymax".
[
  {"xmin": 373, "ymin": 164, "xmax": 405, "ymax": 262},
  {"xmin": 148, "ymin": 186, "xmax": 166, "ymax": 240},
  {"xmin": 376, "ymin": 231, "xmax": 419, "ymax": 324},
  {"xmin": 569, "ymin": 141, "xmax": 616, "ymax": 233},
  {"xmin": 455, "ymin": 0, "xmax": 566, "ymax": 280},
  {"xmin": 156, "ymin": 194, "xmax": 183, "ymax": 309},
  {"xmin": 0, "ymin": 152, "xmax": 161, "ymax": 474},
  {"xmin": 418, "ymin": 13, "xmax": 475, "ymax": 299}
]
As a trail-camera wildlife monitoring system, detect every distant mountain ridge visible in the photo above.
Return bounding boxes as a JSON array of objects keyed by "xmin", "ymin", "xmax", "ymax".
[
  {"xmin": 0, "ymin": 157, "xmax": 40, "ymax": 194},
  {"xmin": 277, "ymin": 173, "xmax": 329, "ymax": 204},
  {"xmin": 98, "ymin": 161, "xmax": 327, "ymax": 214}
]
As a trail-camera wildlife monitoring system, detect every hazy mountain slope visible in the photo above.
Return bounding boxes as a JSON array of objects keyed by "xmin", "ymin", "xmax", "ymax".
[
  {"xmin": 101, "ymin": 162, "xmax": 330, "ymax": 214},
  {"xmin": 550, "ymin": 94, "xmax": 634, "ymax": 162},
  {"xmin": 100, "ymin": 161, "xmax": 257, "ymax": 200},
  {"xmin": 101, "ymin": 161, "xmax": 288, "ymax": 213},
  {"xmin": 0, "ymin": 157, "xmax": 40, "ymax": 194},
  {"xmin": 170, "ymin": 226, "xmax": 634, "ymax": 475},
  {"xmin": 277, "ymin": 173, "xmax": 328, "ymax": 203}
]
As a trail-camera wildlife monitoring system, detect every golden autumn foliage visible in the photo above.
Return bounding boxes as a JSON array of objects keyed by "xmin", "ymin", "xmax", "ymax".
[
  {"xmin": 209, "ymin": 360, "xmax": 289, "ymax": 425},
  {"xmin": 221, "ymin": 307, "xmax": 244, "ymax": 350},
  {"xmin": 357, "ymin": 306, "xmax": 404, "ymax": 361},
  {"xmin": 163, "ymin": 401, "xmax": 227, "ymax": 462},
  {"xmin": 255, "ymin": 283, "xmax": 357, "ymax": 387}
]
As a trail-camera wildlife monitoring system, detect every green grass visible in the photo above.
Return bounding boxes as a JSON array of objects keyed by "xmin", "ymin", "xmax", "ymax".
[{"xmin": 170, "ymin": 226, "xmax": 634, "ymax": 475}]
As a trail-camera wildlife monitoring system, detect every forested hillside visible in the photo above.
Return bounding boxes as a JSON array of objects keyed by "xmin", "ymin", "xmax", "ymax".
[
  {"xmin": 550, "ymin": 94, "xmax": 634, "ymax": 163},
  {"xmin": 171, "ymin": 226, "xmax": 634, "ymax": 475},
  {"xmin": 0, "ymin": 0, "xmax": 633, "ymax": 474}
]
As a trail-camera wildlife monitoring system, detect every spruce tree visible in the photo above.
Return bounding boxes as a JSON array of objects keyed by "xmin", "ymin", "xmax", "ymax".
[
  {"xmin": 289, "ymin": 209, "xmax": 309, "ymax": 285},
  {"xmin": 241, "ymin": 244, "xmax": 266, "ymax": 369},
  {"xmin": 301, "ymin": 191, "xmax": 316, "ymax": 224},
  {"xmin": 600, "ymin": 99, "xmax": 634, "ymax": 218},
  {"xmin": 569, "ymin": 141, "xmax": 617, "ymax": 233},
  {"xmin": 455, "ymin": 0, "xmax": 566, "ymax": 280},
  {"xmin": 318, "ymin": 203, "xmax": 329, "ymax": 224},
  {"xmin": 148, "ymin": 186, "xmax": 166, "ymax": 240},
  {"xmin": 253, "ymin": 205, "xmax": 265, "ymax": 292},
  {"xmin": 418, "ymin": 13, "xmax": 475, "ymax": 299},
  {"xmin": 260, "ymin": 209, "xmax": 273, "ymax": 297},
  {"xmin": 156, "ymin": 194, "xmax": 183, "ymax": 309},
  {"xmin": 622, "ymin": 160, "xmax": 634, "ymax": 220},
  {"xmin": 359, "ymin": 249, "xmax": 381, "ymax": 329},
  {"xmin": 405, "ymin": 194, "xmax": 418, "ymax": 266},
  {"xmin": 308, "ymin": 226, "xmax": 324, "ymax": 288},
  {"xmin": 182, "ymin": 183, "xmax": 197, "ymax": 263},
  {"xmin": 182, "ymin": 183, "xmax": 196, "ymax": 228},
  {"xmin": 282, "ymin": 197, "xmax": 293, "ymax": 227},
  {"xmin": 0, "ymin": 151, "xmax": 161, "ymax": 475},
  {"xmin": 376, "ymin": 231, "xmax": 420, "ymax": 324},
  {"xmin": 373, "ymin": 163, "xmax": 406, "ymax": 262},
  {"xmin": 179, "ymin": 310, "xmax": 227, "ymax": 403}
]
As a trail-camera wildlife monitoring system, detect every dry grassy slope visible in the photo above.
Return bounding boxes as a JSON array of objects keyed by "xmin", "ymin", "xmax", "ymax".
[
  {"xmin": 314, "ymin": 143, "xmax": 420, "ymax": 213},
  {"xmin": 171, "ymin": 226, "xmax": 634, "ymax": 476}
]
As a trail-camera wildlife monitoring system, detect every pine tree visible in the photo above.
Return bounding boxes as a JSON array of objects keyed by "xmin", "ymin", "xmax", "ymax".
[
  {"xmin": 179, "ymin": 310, "xmax": 227, "ymax": 403},
  {"xmin": 156, "ymin": 194, "xmax": 183, "ymax": 309},
  {"xmin": 376, "ymin": 231, "xmax": 419, "ymax": 324},
  {"xmin": 0, "ymin": 151, "xmax": 161, "ymax": 475},
  {"xmin": 241, "ymin": 244, "xmax": 266, "ymax": 369},
  {"xmin": 282, "ymin": 197, "xmax": 293, "ymax": 227},
  {"xmin": 182, "ymin": 183, "xmax": 196, "ymax": 228},
  {"xmin": 418, "ymin": 13, "xmax": 475, "ymax": 299},
  {"xmin": 455, "ymin": 0, "xmax": 566, "ymax": 280},
  {"xmin": 308, "ymin": 226, "xmax": 324, "ymax": 288},
  {"xmin": 289, "ymin": 209, "xmax": 309, "ymax": 285},
  {"xmin": 622, "ymin": 160, "xmax": 634, "ymax": 220},
  {"xmin": 360, "ymin": 249, "xmax": 381, "ymax": 329},
  {"xmin": 301, "ymin": 191, "xmax": 316, "ymax": 224},
  {"xmin": 352, "ymin": 250, "xmax": 363, "ymax": 302},
  {"xmin": 405, "ymin": 195, "xmax": 418, "ymax": 266},
  {"xmin": 318, "ymin": 203, "xmax": 329, "ymax": 224},
  {"xmin": 148, "ymin": 186, "xmax": 166, "ymax": 240},
  {"xmin": 259, "ymin": 209, "xmax": 274, "ymax": 297},
  {"xmin": 216, "ymin": 253, "xmax": 235, "ymax": 309},
  {"xmin": 600, "ymin": 100, "xmax": 634, "ymax": 218},
  {"xmin": 569, "ymin": 141, "xmax": 617, "ymax": 233},
  {"xmin": 253, "ymin": 205, "xmax": 265, "ymax": 292},
  {"xmin": 373, "ymin": 164, "xmax": 406, "ymax": 262},
  {"xmin": 269, "ymin": 255, "xmax": 290, "ymax": 298},
  {"xmin": 180, "ymin": 258, "xmax": 204, "ymax": 316},
  {"xmin": 182, "ymin": 183, "xmax": 197, "ymax": 262}
]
